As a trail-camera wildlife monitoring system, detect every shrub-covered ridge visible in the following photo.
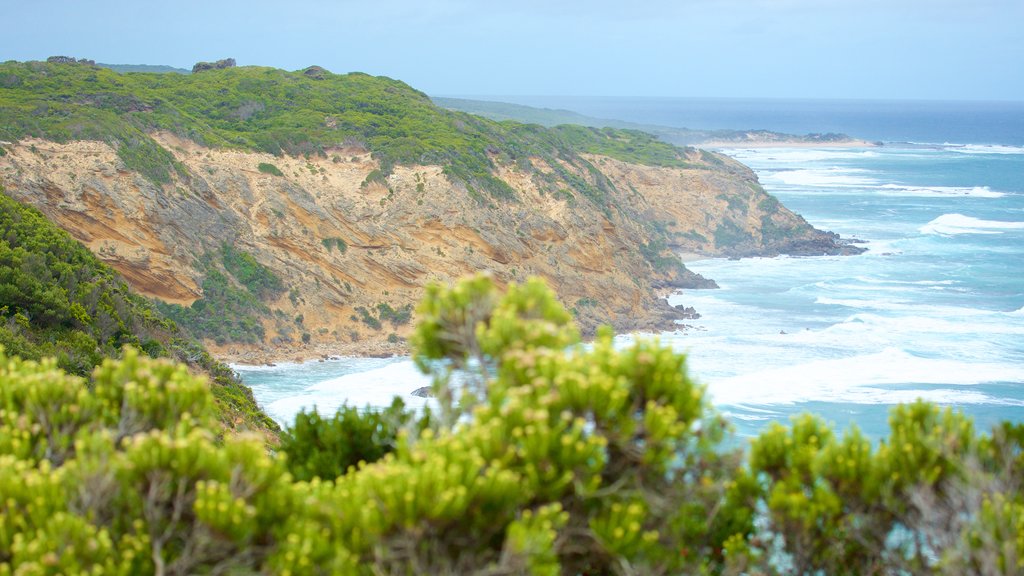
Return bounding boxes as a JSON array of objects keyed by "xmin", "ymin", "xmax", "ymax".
[
  {"xmin": 0, "ymin": 275, "xmax": 1020, "ymax": 574},
  {"xmin": 0, "ymin": 186, "xmax": 276, "ymax": 433},
  {"xmin": 0, "ymin": 59, "xmax": 700, "ymax": 200}
]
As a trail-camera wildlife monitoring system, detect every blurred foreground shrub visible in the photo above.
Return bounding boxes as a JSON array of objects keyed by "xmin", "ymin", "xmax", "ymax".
[{"xmin": 1, "ymin": 274, "xmax": 1021, "ymax": 574}]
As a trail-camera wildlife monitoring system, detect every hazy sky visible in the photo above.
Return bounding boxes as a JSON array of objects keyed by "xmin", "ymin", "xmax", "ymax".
[{"xmin": 5, "ymin": 0, "xmax": 1022, "ymax": 100}]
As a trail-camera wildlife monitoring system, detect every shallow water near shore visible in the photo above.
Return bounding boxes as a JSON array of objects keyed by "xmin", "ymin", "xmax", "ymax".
[{"xmin": 238, "ymin": 140, "xmax": 1024, "ymax": 441}]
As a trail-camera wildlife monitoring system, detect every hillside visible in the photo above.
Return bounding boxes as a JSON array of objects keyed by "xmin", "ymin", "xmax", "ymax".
[
  {"xmin": 0, "ymin": 59, "xmax": 860, "ymax": 362},
  {"xmin": 0, "ymin": 186, "xmax": 277, "ymax": 433},
  {"xmin": 433, "ymin": 96, "xmax": 869, "ymax": 147}
]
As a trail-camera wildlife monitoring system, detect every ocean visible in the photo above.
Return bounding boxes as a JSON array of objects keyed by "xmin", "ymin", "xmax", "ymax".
[{"xmin": 237, "ymin": 99, "xmax": 1024, "ymax": 441}]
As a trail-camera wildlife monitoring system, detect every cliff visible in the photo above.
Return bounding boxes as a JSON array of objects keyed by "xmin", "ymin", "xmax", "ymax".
[
  {"xmin": 0, "ymin": 186, "xmax": 276, "ymax": 434},
  {"xmin": 0, "ymin": 61, "xmax": 859, "ymax": 362}
]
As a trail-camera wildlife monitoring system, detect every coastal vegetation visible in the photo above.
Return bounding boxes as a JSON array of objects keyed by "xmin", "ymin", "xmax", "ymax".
[
  {"xmin": 155, "ymin": 245, "xmax": 284, "ymax": 345},
  {"xmin": 0, "ymin": 187, "xmax": 276, "ymax": 432},
  {"xmin": 257, "ymin": 162, "xmax": 284, "ymax": 176},
  {"xmin": 0, "ymin": 59, "xmax": 704, "ymax": 201},
  {"xmin": 1, "ymin": 274, "xmax": 1019, "ymax": 574}
]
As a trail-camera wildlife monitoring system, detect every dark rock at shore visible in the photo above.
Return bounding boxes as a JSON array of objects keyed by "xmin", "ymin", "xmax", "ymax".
[
  {"xmin": 720, "ymin": 232, "xmax": 867, "ymax": 259},
  {"xmin": 673, "ymin": 305, "xmax": 701, "ymax": 319},
  {"xmin": 652, "ymin": 268, "xmax": 719, "ymax": 290},
  {"xmin": 411, "ymin": 386, "xmax": 433, "ymax": 398}
]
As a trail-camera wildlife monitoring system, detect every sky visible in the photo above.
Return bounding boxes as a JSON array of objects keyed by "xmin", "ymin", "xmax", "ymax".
[{"xmin": 4, "ymin": 0, "xmax": 1022, "ymax": 100}]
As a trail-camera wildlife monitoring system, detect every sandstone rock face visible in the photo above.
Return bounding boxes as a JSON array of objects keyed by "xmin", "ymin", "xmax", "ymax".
[{"xmin": 0, "ymin": 135, "xmax": 855, "ymax": 361}]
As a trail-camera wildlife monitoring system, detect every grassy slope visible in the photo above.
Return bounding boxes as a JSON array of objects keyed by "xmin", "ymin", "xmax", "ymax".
[{"xmin": 0, "ymin": 187, "xmax": 278, "ymax": 434}]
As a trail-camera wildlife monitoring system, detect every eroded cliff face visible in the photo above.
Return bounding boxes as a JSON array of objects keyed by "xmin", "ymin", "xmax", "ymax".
[{"xmin": 0, "ymin": 135, "xmax": 852, "ymax": 362}]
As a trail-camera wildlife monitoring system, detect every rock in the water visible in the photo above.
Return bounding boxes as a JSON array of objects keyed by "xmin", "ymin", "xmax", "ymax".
[
  {"xmin": 673, "ymin": 304, "xmax": 701, "ymax": 319},
  {"xmin": 411, "ymin": 386, "xmax": 433, "ymax": 398}
]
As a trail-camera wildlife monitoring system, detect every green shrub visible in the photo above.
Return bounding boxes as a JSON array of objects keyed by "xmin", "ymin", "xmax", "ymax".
[
  {"xmin": 221, "ymin": 243, "xmax": 285, "ymax": 299},
  {"xmin": 361, "ymin": 168, "xmax": 387, "ymax": 188},
  {"xmin": 353, "ymin": 306, "xmax": 381, "ymax": 330},
  {"xmin": 257, "ymin": 162, "xmax": 283, "ymax": 176},
  {"xmin": 0, "ymin": 274, "xmax": 1020, "ymax": 574},
  {"xmin": 376, "ymin": 302, "xmax": 412, "ymax": 327},
  {"xmin": 159, "ymin": 245, "xmax": 285, "ymax": 346},
  {"xmin": 321, "ymin": 237, "xmax": 347, "ymax": 253},
  {"xmin": 713, "ymin": 220, "xmax": 754, "ymax": 248},
  {"xmin": 280, "ymin": 398, "xmax": 419, "ymax": 482}
]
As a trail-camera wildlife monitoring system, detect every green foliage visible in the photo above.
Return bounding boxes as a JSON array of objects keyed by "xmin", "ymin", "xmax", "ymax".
[
  {"xmin": 156, "ymin": 245, "xmax": 283, "ymax": 345},
  {"xmin": 376, "ymin": 302, "xmax": 412, "ymax": 327},
  {"xmin": 360, "ymin": 168, "xmax": 387, "ymax": 188},
  {"xmin": 320, "ymin": 236, "xmax": 347, "ymax": 253},
  {"xmin": 0, "ymin": 60, "xmax": 708, "ymax": 206},
  {"xmin": 0, "ymin": 187, "xmax": 275, "ymax": 433},
  {"xmin": 713, "ymin": 220, "xmax": 755, "ymax": 248},
  {"xmin": 747, "ymin": 404, "xmax": 1024, "ymax": 574},
  {"xmin": 156, "ymin": 269, "xmax": 268, "ymax": 345},
  {"xmin": 717, "ymin": 192, "xmax": 748, "ymax": 214},
  {"xmin": 220, "ymin": 243, "xmax": 285, "ymax": 299},
  {"xmin": 551, "ymin": 124, "xmax": 697, "ymax": 168},
  {"xmin": 640, "ymin": 237, "xmax": 687, "ymax": 275},
  {"xmin": 257, "ymin": 162, "xmax": 284, "ymax": 176},
  {"xmin": 0, "ymin": 349, "xmax": 291, "ymax": 574},
  {"xmin": 280, "ymin": 398, "xmax": 419, "ymax": 482},
  {"xmin": 0, "ymin": 275, "xmax": 1020, "ymax": 574},
  {"xmin": 353, "ymin": 306, "xmax": 381, "ymax": 330}
]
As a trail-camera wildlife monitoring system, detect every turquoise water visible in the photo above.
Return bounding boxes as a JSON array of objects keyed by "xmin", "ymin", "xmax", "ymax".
[
  {"xmin": 658, "ymin": 144, "xmax": 1024, "ymax": 438},
  {"xmin": 238, "ymin": 111, "xmax": 1024, "ymax": 440}
]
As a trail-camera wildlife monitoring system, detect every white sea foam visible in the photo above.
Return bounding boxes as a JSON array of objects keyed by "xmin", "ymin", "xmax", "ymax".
[
  {"xmin": 851, "ymin": 276, "xmax": 955, "ymax": 286},
  {"xmin": 945, "ymin": 144, "xmax": 1024, "ymax": 155},
  {"xmin": 814, "ymin": 297, "xmax": 1007, "ymax": 318},
  {"xmin": 264, "ymin": 361, "xmax": 430, "ymax": 424},
  {"xmin": 706, "ymin": 347, "xmax": 1024, "ymax": 407},
  {"xmin": 919, "ymin": 214, "xmax": 1024, "ymax": 235},
  {"xmin": 726, "ymin": 148, "xmax": 879, "ymax": 164},
  {"xmin": 769, "ymin": 168, "xmax": 876, "ymax": 188},
  {"xmin": 879, "ymin": 184, "xmax": 1006, "ymax": 198}
]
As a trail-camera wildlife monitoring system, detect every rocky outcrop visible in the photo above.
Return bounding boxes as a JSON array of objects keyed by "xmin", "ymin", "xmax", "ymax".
[
  {"xmin": 303, "ymin": 66, "xmax": 329, "ymax": 80},
  {"xmin": 192, "ymin": 58, "xmax": 236, "ymax": 73},
  {"xmin": 0, "ymin": 135, "xmax": 857, "ymax": 361},
  {"xmin": 46, "ymin": 56, "xmax": 95, "ymax": 65}
]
